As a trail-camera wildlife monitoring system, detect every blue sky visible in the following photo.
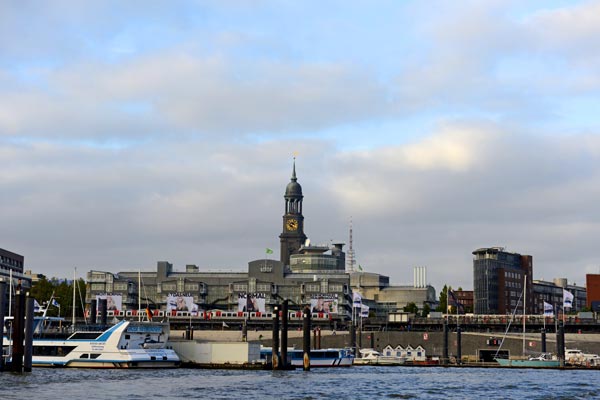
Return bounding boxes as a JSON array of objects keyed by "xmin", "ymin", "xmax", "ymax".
[{"xmin": 2, "ymin": 0, "xmax": 600, "ymax": 291}]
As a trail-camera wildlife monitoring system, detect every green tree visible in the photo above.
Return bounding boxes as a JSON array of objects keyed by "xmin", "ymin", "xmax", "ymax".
[
  {"xmin": 29, "ymin": 277, "xmax": 54, "ymax": 307},
  {"xmin": 30, "ymin": 277, "xmax": 87, "ymax": 318},
  {"xmin": 403, "ymin": 302, "xmax": 419, "ymax": 315},
  {"xmin": 421, "ymin": 303, "xmax": 431, "ymax": 318},
  {"xmin": 436, "ymin": 285, "xmax": 448, "ymax": 312}
]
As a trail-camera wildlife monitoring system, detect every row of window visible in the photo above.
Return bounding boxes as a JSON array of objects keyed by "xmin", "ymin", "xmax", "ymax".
[
  {"xmin": 504, "ymin": 270, "xmax": 522, "ymax": 279},
  {"xmin": 0, "ymin": 256, "xmax": 23, "ymax": 268}
]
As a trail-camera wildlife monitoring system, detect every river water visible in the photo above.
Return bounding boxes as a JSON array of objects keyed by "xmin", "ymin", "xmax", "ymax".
[{"xmin": 0, "ymin": 366, "xmax": 598, "ymax": 399}]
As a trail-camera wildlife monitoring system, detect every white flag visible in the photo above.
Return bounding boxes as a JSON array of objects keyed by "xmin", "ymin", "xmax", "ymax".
[
  {"xmin": 352, "ymin": 291, "xmax": 362, "ymax": 308},
  {"xmin": 563, "ymin": 289, "xmax": 573, "ymax": 309},
  {"xmin": 34, "ymin": 299, "xmax": 41, "ymax": 312},
  {"xmin": 543, "ymin": 301, "xmax": 554, "ymax": 316},
  {"xmin": 360, "ymin": 305, "xmax": 369, "ymax": 318}
]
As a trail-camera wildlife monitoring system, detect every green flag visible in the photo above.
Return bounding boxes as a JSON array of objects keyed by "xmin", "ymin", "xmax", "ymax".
[
  {"xmin": 358, "ymin": 264, "xmax": 363, "ymax": 271},
  {"xmin": 265, "ymin": 248, "xmax": 274, "ymax": 254}
]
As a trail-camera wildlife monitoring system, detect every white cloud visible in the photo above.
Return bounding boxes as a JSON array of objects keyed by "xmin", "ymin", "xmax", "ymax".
[
  {"xmin": 2, "ymin": 0, "xmax": 600, "ymax": 294},
  {"xmin": 0, "ymin": 54, "xmax": 388, "ymax": 140}
]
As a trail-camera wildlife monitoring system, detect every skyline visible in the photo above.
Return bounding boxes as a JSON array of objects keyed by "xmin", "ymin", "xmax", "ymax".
[{"xmin": 2, "ymin": 1, "xmax": 600, "ymax": 291}]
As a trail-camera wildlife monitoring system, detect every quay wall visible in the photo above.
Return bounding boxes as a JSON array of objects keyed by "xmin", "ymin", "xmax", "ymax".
[{"xmin": 173, "ymin": 329, "xmax": 600, "ymax": 360}]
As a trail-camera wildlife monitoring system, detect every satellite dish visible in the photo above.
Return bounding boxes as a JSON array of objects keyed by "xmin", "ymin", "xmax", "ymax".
[{"xmin": 305, "ymin": 238, "xmax": 311, "ymax": 247}]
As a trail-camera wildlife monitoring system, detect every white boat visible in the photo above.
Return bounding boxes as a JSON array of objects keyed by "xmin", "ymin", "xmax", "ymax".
[
  {"xmin": 565, "ymin": 349, "xmax": 600, "ymax": 367},
  {"xmin": 260, "ymin": 347, "xmax": 354, "ymax": 367},
  {"xmin": 354, "ymin": 348, "xmax": 406, "ymax": 365},
  {"xmin": 4, "ymin": 318, "xmax": 180, "ymax": 368}
]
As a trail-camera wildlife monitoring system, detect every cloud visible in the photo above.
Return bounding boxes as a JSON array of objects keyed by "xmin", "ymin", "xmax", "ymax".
[
  {"xmin": 2, "ymin": 0, "xmax": 600, "ymax": 294},
  {"xmin": 0, "ymin": 53, "xmax": 388, "ymax": 141},
  {"xmin": 324, "ymin": 122, "xmax": 600, "ymax": 288},
  {"xmin": 3, "ymin": 120, "xmax": 600, "ymax": 291}
]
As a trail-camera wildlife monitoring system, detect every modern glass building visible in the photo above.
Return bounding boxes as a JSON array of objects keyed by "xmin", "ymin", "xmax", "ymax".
[{"xmin": 473, "ymin": 247, "xmax": 533, "ymax": 315}]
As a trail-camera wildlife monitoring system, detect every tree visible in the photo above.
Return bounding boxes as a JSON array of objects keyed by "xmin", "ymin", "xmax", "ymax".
[
  {"xmin": 403, "ymin": 302, "xmax": 419, "ymax": 315},
  {"xmin": 436, "ymin": 285, "xmax": 448, "ymax": 312},
  {"xmin": 30, "ymin": 277, "xmax": 87, "ymax": 318},
  {"xmin": 29, "ymin": 277, "xmax": 54, "ymax": 308},
  {"xmin": 421, "ymin": 303, "xmax": 431, "ymax": 318}
]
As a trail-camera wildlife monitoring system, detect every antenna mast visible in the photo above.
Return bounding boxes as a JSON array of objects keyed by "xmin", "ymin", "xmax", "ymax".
[{"xmin": 346, "ymin": 217, "xmax": 356, "ymax": 272}]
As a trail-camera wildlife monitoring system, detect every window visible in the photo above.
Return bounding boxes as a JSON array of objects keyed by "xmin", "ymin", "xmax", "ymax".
[
  {"xmin": 329, "ymin": 284, "xmax": 343, "ymax": 292},
  {"xmin": 234, "ymin": 284, "xmax": 247, "ymax": 292},
  {"xmin": 257, "ymin": 284, "xmax": 271, "ymax": 292},
  {"xmin": 185, "ymin": 283, "xmax": 199, "ymax": 291},
  {"xmin": 306, "ymin": 283, "xmax": 320, "ymax": 292}
]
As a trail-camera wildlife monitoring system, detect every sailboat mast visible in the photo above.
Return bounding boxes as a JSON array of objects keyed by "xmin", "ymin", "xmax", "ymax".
[
  {"xmin": 8, "ymin": 269, "xmax": 12, "ymax": 317},
  {"xmin": 523, "ymin": 274, "xmax": 526, "ymax": 357},
  {"xmin": 72, "ymin": 267, "xmax": 77, "ymax": 326},
  {"xmin": 138, "ymin": 270, "xmax": 141, "ymax": 322}
]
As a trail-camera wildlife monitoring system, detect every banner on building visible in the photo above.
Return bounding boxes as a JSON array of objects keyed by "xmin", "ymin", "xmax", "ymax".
[
  {"xmin": 237, "ymin": 293, "xmax": 266, "ymax": 313},
  {"xmin": 167, "ymin": 294, "xmax": 198, "ymax": 313},
  {"xmin": 96, "ymin": 294, "xmax": 122, "ymax": 312},
  {"xmin": 310, "ymin": 294, "xmax": 339, "ymax": 314}
]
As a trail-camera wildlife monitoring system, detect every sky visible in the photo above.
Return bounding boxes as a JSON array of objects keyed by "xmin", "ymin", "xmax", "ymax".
[{"xmin": 2, "ymin": 0, "xmax": 600, "ymax": 292}]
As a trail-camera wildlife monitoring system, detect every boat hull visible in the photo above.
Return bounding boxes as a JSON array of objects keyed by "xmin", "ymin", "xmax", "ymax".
[
  {"xmin": 261, "ymin": 348, "xmax": 353, "ymax": 368},
  {"xmin": 354, "ymin": 357, "xmax": 406, "ymax": 366},
  {"xmin": 495, "ymin": 358, "xmax": 560, "ymax": 368}
]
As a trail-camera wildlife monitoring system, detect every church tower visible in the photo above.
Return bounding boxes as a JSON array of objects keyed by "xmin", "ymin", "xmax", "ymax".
[{"xmin": 279, "ymin": 159, "xmax": 307, "ymax": 266}]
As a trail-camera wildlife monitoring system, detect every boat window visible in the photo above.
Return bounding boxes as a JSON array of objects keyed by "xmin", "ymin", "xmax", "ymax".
[
  {"xmin": 125, "ymin": 335, "xmax": 130, "ymax": 339},
  {"xmin": 32, "ymin": 345, "xmax": 77, "ymax": 357},
  {"xmin": 68, "ymin": 332, "xmax": 102, "ymax": 340},
  {"xmin": 90, "ymin": 354, "xmax": 101, "ymax": 359},
  {"xmin": 80, "ymin": 354, "xmax": 89, "ymax": 359}
]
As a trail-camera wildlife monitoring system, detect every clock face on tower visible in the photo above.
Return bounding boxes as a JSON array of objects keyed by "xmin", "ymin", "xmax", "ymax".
[{"xmin": 286, "ymin": 218, "xmax": 298, "ymax": 231}]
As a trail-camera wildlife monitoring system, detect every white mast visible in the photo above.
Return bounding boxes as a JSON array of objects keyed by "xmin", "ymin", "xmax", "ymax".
[
  {"xmin": 8, "ymin": 269, "xmax": 12, "ymax": 317},
  {"xmin": 522, "ymin": 274, "xmax": 526, "ymax": 357},
  {"xmin": 72, "ymin": 267, "xmax": 77, "ymax": 327},
  {"xmin": 138, "ymin": 270, "xmax": 141, "ymax": 322}
]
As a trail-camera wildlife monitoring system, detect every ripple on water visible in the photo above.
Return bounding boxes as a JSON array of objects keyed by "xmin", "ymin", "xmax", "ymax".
[{"xmin": 1, "ymin": 367, "xmax": 600, "ymax": 399}]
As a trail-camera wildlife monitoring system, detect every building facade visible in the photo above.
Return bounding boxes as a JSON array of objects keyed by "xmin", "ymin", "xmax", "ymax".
[
  {"xmin": 473, "ymin": 247, "xmax": 533, "ymax": 315},
  {"xmin": 85, "ymin": 163, "xmax": 430, "ymax": 319},
  {"xmin": 86, "ymin": 164, "xmax": 352, "ymax": 316},
  {"xmin": 587, "ymin": 274, "xmax": 600, "ymax": 311},
  {"xmin": 350, "ymin": 268, "xmax": 436, "ymax": 317},
  {"xmin": 0, "ymin": 247, "xmax": 30, "ymax": 289},
  {"xmin": 532, "ymin": 278, "xmax": 587, "ymax": 315},
  {"xmin": 454, "ymin": 290, "xmax": 474, "ymax": 313}
]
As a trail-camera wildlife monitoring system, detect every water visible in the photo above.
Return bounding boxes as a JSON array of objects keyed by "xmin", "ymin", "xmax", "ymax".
[{"xmin": 0, "ymin": 367, "xmax": 598, "ymax": 400}]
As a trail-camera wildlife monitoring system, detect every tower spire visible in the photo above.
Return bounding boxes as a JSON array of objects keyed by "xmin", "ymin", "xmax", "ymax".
[
  {"xmin": 346, "ymin": 217, "xmax": 356, "ymax": 272},
  {"xmin": 291, "ymin": 157, "xmax": 297, "ymax": 181}
]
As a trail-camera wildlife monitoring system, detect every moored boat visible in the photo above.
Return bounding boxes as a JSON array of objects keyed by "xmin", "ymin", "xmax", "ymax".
[
  {"xmin": 496, "ymin": 353, "xmax": 560, "ymax": 368},
  {"xmin": 260, "ymin": 347, "xmax": 354, "ymax": 367},
  {"xmin": 4, "ymin": 318, "xmax": 180, "ymax": 368},
  {"xmin": 354, "ymin": 348, "xmax": 406, "ymax": 365}
]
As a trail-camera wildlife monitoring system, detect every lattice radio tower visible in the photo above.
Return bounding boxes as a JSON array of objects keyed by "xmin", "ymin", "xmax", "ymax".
[{"xmin": 346, "ymin": 217, "xmax": 356, "ymax": 272}]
